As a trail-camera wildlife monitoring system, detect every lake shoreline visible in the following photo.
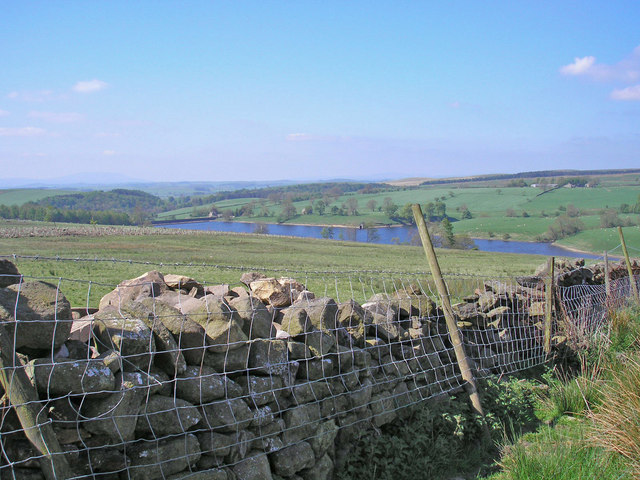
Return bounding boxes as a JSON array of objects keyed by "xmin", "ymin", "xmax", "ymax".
[
  {"xmin": 155, "ymin": 218, "xmax": 604, "ymax": 259},
  {"xmin": 550, "ymin": 241, "xmax": 618, "ymax": 259},
  {"xmin": 154, "ymin": 217, "xmax": 399, "ymax": 229}
]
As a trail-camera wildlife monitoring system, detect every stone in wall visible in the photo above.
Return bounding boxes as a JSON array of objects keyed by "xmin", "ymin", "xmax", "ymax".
[
  {"xmin": 0, "ymin": 280, "xmax": 72, "ymax": 351},
  {"xmin": 27, "ymin": 357, "xmax": 115, "ymax": 397},
  {"xmin": 187, "ymin": 296, "xmax": 248, "ymax": 352},
  {"xmin": 92, "ymin": 306, "xmax": 156, "ymax": 371},
  {"xmin": 127, "ymin": 434, "xmax": 201, "ymax": 480},
  {"xmin": 99, "ymin": 270, "xmax": 168, "ymax": 310},
  {"xmin": 0, "ymin": 259, "xmax": 564, "ymax": 480},
  {"xmin": 230, "ymin": 294, "xmax": 276, "ymax": 340},
  {"xmin": 0, "ymin": 259, "xmax": 21, "ymax": 288}
]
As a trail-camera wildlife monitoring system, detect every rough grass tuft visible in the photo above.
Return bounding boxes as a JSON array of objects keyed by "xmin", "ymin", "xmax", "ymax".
[{"xmin": 495, "ymin": 423, "xmax": 632, "ymax": 480}]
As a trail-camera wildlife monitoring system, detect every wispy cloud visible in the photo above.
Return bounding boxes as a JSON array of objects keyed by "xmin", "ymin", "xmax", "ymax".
[
  {"xmin": 611, "ymin": 85, "xmax": 640, "ymax": 101},
  {"xmin": 0, "ymin": 109, "xmax": 9, "ymax": 117},
  {"xmin": 560, "ymin": 56, "xmax": 596, "ymax": 76},
  {"xmin": 0, "ymin": 127, "xmax": 47, "ymax": 137},
  {"xmin": 73, "ymin": 79, "xmax": 108, "ymax": 93},
  {"xmin": 6, "ymin": 90, "xmax": 55, "ymax": 102},
  {"xmin": 559, "ymin": 45, "xmax": 640, "ymax": 82},
  {"xmin": 102, "ymin": 150, "xmax": 117, "ymax": 156},
  {"xmin": 28, "ymin": 111, "xmax": 84, "ymax": 123}
]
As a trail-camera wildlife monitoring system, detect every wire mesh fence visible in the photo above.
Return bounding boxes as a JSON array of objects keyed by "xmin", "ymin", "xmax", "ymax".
[{"xmin": 0, "ymin": 254, "xmax": 638, "ymax": 480}]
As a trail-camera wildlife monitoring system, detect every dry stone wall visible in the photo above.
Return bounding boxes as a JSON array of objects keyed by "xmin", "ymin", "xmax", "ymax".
[{"xmin": 0, "ymin": 258, "xmax": 624, "ymax": 479}]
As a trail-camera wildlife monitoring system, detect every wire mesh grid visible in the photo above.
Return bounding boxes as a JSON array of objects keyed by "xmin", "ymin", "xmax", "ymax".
[{"xmin": 0, "ymin": 254, "xmax": 637, "ymax": 479}]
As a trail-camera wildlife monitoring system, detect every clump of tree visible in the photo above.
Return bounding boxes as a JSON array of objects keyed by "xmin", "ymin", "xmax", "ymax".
[
  {"xmin": 0, "ymin": 203, "xmax": 133, "ymax": 225},
  {"xmin": 389, "ymin": 203, "xmax": 415, "ymax": 224},
  {"xmin": 330, "ymin": 205, "xmax": 345, "ymax": 216},
  {"xmin": 506, "ymin": 178, "xmax": 528, "ymax": 187},
  {"xmin": 259, "ymin": 202, "xmax": 271, "ymax": 217},
  {"xmin": 600, "ymin": 210, "xmax": 637, "ymax": 228},
  {"xmin": 190, "ymin": 206, "xmax": 210, "ymax": 218},
  {"xmin": 37, "ymin": 189, "xmax": 165, "ymax": 214},
  {"xmin": 423, "ymin": 200, "xmax": 447, "ymax": 221},
  {"xmin": 277, "ymin": 200, "xmax": 297, "ymax": 223},
  {"xmin": 456, "ymin": 204, "xmax": 472, "ymax": 219},
  {"xmin": 539, "ymin": 215, "xmax": 585, "ymax": 241},
  {"xmin": 601, "ymin": 210, "xmax": 624, "ymax": 228},
  {"xmin": 381, "ymin": 200, "xmax": 453, "ymax": 227},
  {"xmin": 342, "ymin": 198, "xmax": 359, "ymax": 216},
  {"xmin": 237, "ymin": 201, "xmax": 258, "ymax": 217},
  {"xmin": 400, "ymin": 216, "xmax": 472, "ymax": 250},
  {"xmin": 440, "ymin": 218, "xmax": 455, "ymax": 246},
  {"xmin": 565, "ymin": 204, "xmax": 581, "ymax": 217},
  {"xmin": 382, "ymin": 198, "xmax": 398, "ymax": 218},
  {"xmin": 314, "ymin": 200, "xmax": 326, "ymax": 215},
  {"xmin": 619, "ymin": 194, "xmax": 640, "ymax": 214}
]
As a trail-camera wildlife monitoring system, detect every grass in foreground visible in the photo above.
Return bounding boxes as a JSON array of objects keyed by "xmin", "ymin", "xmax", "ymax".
[
  {"xmin": 485, "ymin": 305, "xmax": 640, "ymax": 480},
  {"xmin": 491, "ymin": 421, "xmax": 631, "ymax": 480}
]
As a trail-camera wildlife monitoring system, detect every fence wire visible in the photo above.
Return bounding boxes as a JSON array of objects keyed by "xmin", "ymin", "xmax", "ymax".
[{"xmin": 0, "ymin": 255, "xmax": 637, "ymax": 480}]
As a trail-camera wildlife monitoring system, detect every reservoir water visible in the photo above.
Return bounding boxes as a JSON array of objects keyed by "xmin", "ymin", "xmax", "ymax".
[{"xmin": 156, "ymin": 220, "xmax": 601, "ymax": 259}]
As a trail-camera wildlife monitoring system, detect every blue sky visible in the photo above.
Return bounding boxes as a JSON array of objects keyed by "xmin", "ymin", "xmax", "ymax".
[{"xmin": 1, "ymin": 1, "xmax": 639, "ymax": 183}]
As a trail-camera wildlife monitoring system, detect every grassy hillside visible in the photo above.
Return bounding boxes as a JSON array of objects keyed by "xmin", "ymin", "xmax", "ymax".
[
  {"xmin": 4, "ymin": 173, "xmax": 639, "ymax": 255},
  {"xmin": 158, "ymin": 185, "xmax": 640, "ymax": 224},
  {"xmin": 556, "ymin": 226, "xmax": 640, "ymax": 253},
  {"xmin": 0, "ymin": 188, "xmax": 75, "ymax": 205},
  {"xmin": 156, "ymin": 184, "xmax": 640, "ymax": 252}
]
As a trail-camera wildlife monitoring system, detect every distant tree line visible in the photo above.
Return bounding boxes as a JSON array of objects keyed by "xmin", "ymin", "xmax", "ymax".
[
  {"xmin": 619, "ymin": 194, "xmax": 640, "ymax": 214},
  {"xmin": 185, "ymin": 182, "xmax": 391, "ymax": 209},
  {"xmin": 0, "ymin": 203, "xmax": 133, "ymax": 225}
]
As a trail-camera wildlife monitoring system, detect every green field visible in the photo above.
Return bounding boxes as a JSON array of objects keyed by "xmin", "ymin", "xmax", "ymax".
[
  {"xmin": 556, "ymin": 226, "xmax": 640, "ymax": 254},
  {"xmin": 0, "ymin": 188, "xmax": 75, "ymax": 205},
  {"xmin": 157, "ymin": 185, "xmax": 640, "ymax": 224},
  {"xmin": 154, "ymin": 184, "xmax": 640, "ymax": 252},
  {"xmin": 0, "ymin": 222, "xmax": 549, "ymax": 307},
  {"xmin": 4, "ymin": 177, "xmax": 640, "ymax": 256}
]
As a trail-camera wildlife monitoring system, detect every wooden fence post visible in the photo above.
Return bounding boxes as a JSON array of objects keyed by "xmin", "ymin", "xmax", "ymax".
[
  {"xmin": 411, "ymin": 204, "xmax": 487, "ymax": 421},
  {"xmin": 604, "ymin": 251, "xmax": 611, "ymax": 298},
  {"xmin": 618, "ymin": 226, "xmax": 639, "ymax": 303},
  {"xmin": 544, "ymin": 257, "xmax": 555, "ymax": 355},
  {"xmin": 0, "ymin": 325, "xmax": 74, "ymax": 479}
]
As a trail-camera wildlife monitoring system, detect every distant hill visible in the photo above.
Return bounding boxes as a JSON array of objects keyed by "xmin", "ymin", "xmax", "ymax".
[
  {"xmin": 414, "ymin": 168, "xmax": 640, "ymax": 186},
  {"xmin": 125, "ymin": 180, "xmax": 298, "ymax": 198}
]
